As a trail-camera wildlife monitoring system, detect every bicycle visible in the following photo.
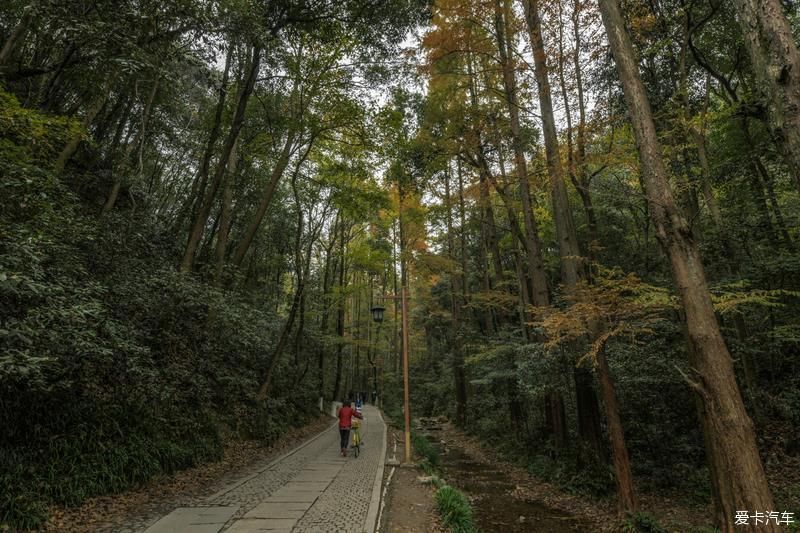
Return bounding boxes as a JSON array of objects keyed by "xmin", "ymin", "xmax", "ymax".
[{"xmin": 351, "ymin": 419, "xmax": 362, "ymax": 458}]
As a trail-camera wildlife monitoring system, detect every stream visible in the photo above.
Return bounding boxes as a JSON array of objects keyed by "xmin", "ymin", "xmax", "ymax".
[{"xmin": 419, "ymin": 421, "xmax": 590, "ymax": 532}]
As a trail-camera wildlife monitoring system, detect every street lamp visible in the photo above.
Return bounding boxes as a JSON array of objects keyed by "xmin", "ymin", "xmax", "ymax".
[
  {"xmin": 370, "ymin": 305, "xmax": 386, "ymax": 323},
  {"xmin": 369, "ymin": 305, "xmax": 385, "ymax": 408},
  {"xmin": 371, "ymin": 285, "xmax": 412, "ymax": 464}
]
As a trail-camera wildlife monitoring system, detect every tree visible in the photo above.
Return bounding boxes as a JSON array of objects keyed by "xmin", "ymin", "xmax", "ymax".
[
  {"xmin": 597, "ymin": 0, "xmax": 777, "ymax": 528},
  {"xmin": 494, "ymin": 0, "xmax": 550, "ymax": 308},
  {"xmin": 730, "ymin": 0, "xmax": 800, "ymax": 193},
  {"xmin": 520, "ymin": 0, "xmax": 583, "ymax": 286}
]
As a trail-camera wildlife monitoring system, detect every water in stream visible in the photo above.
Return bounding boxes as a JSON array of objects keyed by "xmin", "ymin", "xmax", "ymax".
[{"xmin": 422, "ymin": 427, "xmax": 590, "ymax": 532}]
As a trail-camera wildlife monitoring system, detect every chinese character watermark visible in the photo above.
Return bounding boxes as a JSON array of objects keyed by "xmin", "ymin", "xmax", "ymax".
[{"xmin": 734, "ymin": 511, "xmax": 795, "ymax": 526}]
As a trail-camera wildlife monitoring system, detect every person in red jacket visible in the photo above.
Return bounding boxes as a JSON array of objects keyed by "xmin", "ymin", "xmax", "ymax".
[{"xmin": 337, "ymin": 401, "xmax": 363, "ymax": 457}]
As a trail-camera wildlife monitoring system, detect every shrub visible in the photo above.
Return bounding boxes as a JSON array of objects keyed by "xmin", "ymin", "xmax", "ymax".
[
  {"xmin": 0, "ymin": 92, "xmax": 317, "ymax": 529},
  {"xmin": 412, "ymin": 431, "xmax": 439, "ymax": 468},
  {"xmin": 435, "ymin": 485, "xmax": 477, "ymax": 533},
  {"xmin": 621, "ymin": 512, "xmax": 667, "ymax": 533}
]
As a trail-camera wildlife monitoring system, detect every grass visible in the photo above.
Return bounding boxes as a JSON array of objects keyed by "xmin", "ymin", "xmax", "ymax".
[
  {"xmin": 0, "ymin": 431, "xmax": 223, "ymax": 529},
  {"xmin": 621, "ymin": 512, "xmax": 668, "ymax": 533},
  {"xmin": 412, "ymin": 430, "xmax": 440, "ymax": 474},
  {"xmin": 435, "ymin": 484, "xmax": 478, "ymax": 533},
  {"xmin": 380, "ymin": 407, "xmax": 475, "ymax": 531}
]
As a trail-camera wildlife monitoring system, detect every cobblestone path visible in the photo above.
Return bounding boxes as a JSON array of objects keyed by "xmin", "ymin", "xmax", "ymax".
[{"xmin": 142, "ymin": 405, "xmax": 386, "ymax": 533}]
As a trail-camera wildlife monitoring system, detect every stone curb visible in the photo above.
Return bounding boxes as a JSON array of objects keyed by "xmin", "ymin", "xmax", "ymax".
[{"xmin": 362, "ymin": 409, "xmax": 387, "ymax": 533}]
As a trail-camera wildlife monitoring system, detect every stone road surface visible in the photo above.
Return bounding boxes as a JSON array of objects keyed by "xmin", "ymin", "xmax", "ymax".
[{"xmin": 142, "ymin": 405, "xmax": 386, "ymax": 533}]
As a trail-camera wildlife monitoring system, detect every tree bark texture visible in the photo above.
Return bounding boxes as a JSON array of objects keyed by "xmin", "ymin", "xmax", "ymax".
[
  {"xmin": 445, "ymin": 166, "xmax": 468, "ymax": 427},
  {"xmin": 190, "ymin": 44, "xmax": 233, "ymax": 226},
  {"xmin": 597, "ymin": 0, "xmax": 776, "ymax": 528},
  {"xmin": 731, "ymin": 0, "xmax": 800, "ymax": 193},
  {"xmin": 212, "ymin": 138, "xmax": 238, "ymax": 286},
  {"xmin": 0, "ymin": 2, "xmax": 35, "ymax": 68},
  {"xmin": 521, "ymin": 0, "xmax": 584, "ymax": 287},
  {"xmin": 230, "ymin": 133, "xmax": 296, "ymax": 267},
  {"xmin": 102, "ymin": 77, "xmax": 160, "ymax": 215},
  {"xmin": 54, "ymin": 90, "xmax": 108, "ymax": 173},
  {"xmin": 494, "ymin": 0, "xmax": 549, "ymax": 307},
  {"xmin": 180, "ymin": 44, "xmax": 261, "ymax": 273},
  {"xmin": 595, "ymin": 343, "xmax": 637, "ymax": 514},
  {"xmin": 332, "ymin": 220, "xmax": 347, "ymax": 402}
]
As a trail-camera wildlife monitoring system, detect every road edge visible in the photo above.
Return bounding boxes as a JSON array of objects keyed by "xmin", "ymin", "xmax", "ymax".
[{"xmin": 363, "ymin": 408, "xmax": 387, "ymax": 533}]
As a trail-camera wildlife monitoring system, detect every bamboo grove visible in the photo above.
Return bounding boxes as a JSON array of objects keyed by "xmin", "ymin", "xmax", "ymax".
[{"xmin": 1, "ymin": 0, "xmax": 800, "ymax": 531}]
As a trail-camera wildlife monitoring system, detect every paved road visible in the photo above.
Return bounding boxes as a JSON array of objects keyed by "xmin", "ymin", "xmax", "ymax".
[{"xmin": 142, "ymin": 405, "xmax": 386, "ymax": 533}]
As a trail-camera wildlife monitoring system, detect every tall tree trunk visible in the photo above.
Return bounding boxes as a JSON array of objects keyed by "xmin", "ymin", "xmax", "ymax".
[
  {"xmin": 598, "ymin": 0, "xmax": 777, "ymax": 528},
  {"xmin": 445, "ymin": 165, "xmax": 468, "ymax": 427},
  {"xmin": 556, "ymin": 0, "xmax": 575, "ymax": 184},
  {"xmin": 575, "ymin": 366, "xmax": 605, "ymax": 460},
  {"xmin": 676, "ymin": 24, "xmax": 703, "ymax": 233},
  {"xmin": 494, "ymin": 0, "xmax": 549, "ymax": 307},
  {"xmin": 478, "ymin": 168, "xmax": 503, "ymax": 330},
  {"xmin": 595, "ymin": 341, "xmax": 637, "ymax": 513},
  {"xmin": 480, "ymin": 170, "xmax": 505, "ymax": 289},
  {"xmin": 229, "ymin": 133, "xmax": 297, "ymax": 268},
  {"xmin": 318, "ymin": 214, "xmax": 339, "ymax": 401},
  {"xmin": 257, "ymin": 174, "xmax": 306, "ymax": 400},
  {"xmin": 101, "ymin": 95, "xmax": 133, "ymax": 159},
  {"xmin": 212, "ymin": 138, "xmax": 238, "ymax": 286},
  {"xmin": 392, "ymin": 219, "xmax": 400, "ymax": 375},
  {"xmin": 190, "ymin": 43, "xmax": 233, "ymax": 224},
  {"xmin": 398, "ymin": 187, "xmax": 407, "ymax": 377},
  {"xmin": 689, "ymin": 75, "xmax": 724, "ymax": 228},
  {"xmin": 544, "ymin": 390, "xmax": 567, "ymax": 450},
  {"xmin": 259, "ymin": 274, "xmax": 304, "ymax": 400},
  {"xmin": 570, "ymin": 0, "xmax": 600, "ymax": 267},
  {"xmin": 54, "ymin": 90, "xmax": 108, "ymax": 173},
  {"xmin": 742, "ymin": 118, "xmax": 780, "ymax": 246},
  {"xmin": 456, "ymin": 160, "xmax": 469, "ymax": 303},
  {"xmin": 39, "ymin": 42, "xmax": 78, "ymax": 112},
  {"xmin": 749, "ymin": 159, "xmax": 780, "ymax": 247},
  {"xmin": 492, "ymin": 139, "xmax": 534, "ymax": 340},
  {"xmin": 755, "ymin": 157, "xmax": 793, "ymax": 248},
  {"xmin": 353, "ymin": 272, "xmax": 362, "ymax": 396},
  {"xmin": 102, "ymin": 77, "xmax": 160, "ymax": 215},
  {"xmin": 730, "ymin": 0, "xmax": 800, "ymax": 193},
  {"xmin": 525, "ymin": 0, "xmax": 605, "ymax": 462},
  {"xmin": 332, "ymin": 220, "xmax": 347, "ymax": 402},
  {"xmin": 521, "ymin": 0, "xmax": 584, "ymax": 287},
  {"xmin": 0, "ymin": 2, "xmax": 35, "ymax": 69},
  {"xmin": 693, "ymin": 129, "xmax": 722, "ymax": 226},
  {"xmin": 180, "ymin": 44, "xmax": 261, "ymax": 273},
  {"xmin": 466, "ymin": 52, "xmax": 506, "ymax": 302},
  {"xmin": 465, "ymin": 53, "xmax": 503, "ymax": 330},
  {"xmin": 294, "ymin": 280, "xmax": 307, "ymax": 369}
]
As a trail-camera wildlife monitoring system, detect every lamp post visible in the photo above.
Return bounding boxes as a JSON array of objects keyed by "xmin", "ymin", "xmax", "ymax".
[
  {"xmin": 371, "ymin": 285, "xmax": 412, "ymax": 464},
  {"xmin": 368, "ymin": 307, "xmax": 382, "ymax": 407}
]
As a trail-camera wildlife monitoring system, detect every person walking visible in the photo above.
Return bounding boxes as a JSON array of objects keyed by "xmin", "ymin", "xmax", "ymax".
[{"xmin": 337, "ymin": 400, "xmax": 363, "ymax": 457}]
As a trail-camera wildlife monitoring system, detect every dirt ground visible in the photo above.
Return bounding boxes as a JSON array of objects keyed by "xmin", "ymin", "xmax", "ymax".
[
  {"xmin": 423, "ymin": 420, "xmax": 610, "ymax": 532},
  {"xmin": 380, "ymin": 417, "xmax": 721, "ymax": 533},
  {"xmin": 379, "ymin": 428, "xmax": 445, "ymax": 533},
  {"xmin": 424, "ymin": 421, "xmax": 715, "ymax": 533}
]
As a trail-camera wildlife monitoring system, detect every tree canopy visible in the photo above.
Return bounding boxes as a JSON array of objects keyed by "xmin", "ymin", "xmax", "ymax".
[{"xmin": 1, "ymin": 0, "xmax": 799, "ymax": 530}]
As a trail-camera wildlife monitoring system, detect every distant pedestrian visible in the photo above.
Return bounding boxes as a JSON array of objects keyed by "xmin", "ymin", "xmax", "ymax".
[{"xmin": 337, "ymin": 400, "xmax": 363, "ymax": 457}]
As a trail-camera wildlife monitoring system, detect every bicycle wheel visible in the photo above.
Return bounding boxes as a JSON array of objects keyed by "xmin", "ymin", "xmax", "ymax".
[{"xmin": 352, "ymin": 430, "xmax": 360, "ymax": 458}]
